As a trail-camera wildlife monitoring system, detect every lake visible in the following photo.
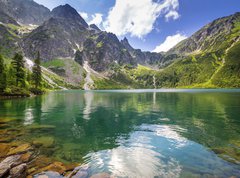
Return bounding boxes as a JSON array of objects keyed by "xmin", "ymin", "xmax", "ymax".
[{"xmin": 0, "ymin": 89, "xmax": 240, "ymax": 177}]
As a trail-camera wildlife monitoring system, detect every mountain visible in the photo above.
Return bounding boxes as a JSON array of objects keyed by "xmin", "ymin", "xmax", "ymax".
[
  {"xmin": 0, "ymin": 0, "xmax": 50, "ymax": 25},
  {"xmin": 0, "ymin": 10, "xmax": 19, "ymax": 25},
  {"xmin": 169, "ymin": 12, "xmax": 240, "ymax": 54},
  {"xmin": 51, "ymin": 4, "xmax": 88, "ymax": 28},
  {"xmin": 148, "ymin": 12, "xmax": 240, "ymax": 88},
  {"xmin": 22, "ymin": 4, "xmax": 90, "ymax": 61},
  {"xmin": 22, "ymin": 4, "xmax": 140, "ymax": 72}
]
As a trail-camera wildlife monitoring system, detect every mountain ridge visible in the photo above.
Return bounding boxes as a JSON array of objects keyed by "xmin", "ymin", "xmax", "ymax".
[{"xmin": 0, "ymin": 1, "xmax": 239, "ymax": 89}]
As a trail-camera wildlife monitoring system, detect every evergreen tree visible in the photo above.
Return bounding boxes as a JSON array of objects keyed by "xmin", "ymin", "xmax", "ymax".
[
  {"xmin": 0, "ymin": 55, "xmax": 7, "ymax": 92},
  {"xmin": 32, "ymin": 52, "xmax": 42, "ymax": 89},
  {"xmin": 11, "ymin": 53, "xmax": 25, "ymax": 87}
]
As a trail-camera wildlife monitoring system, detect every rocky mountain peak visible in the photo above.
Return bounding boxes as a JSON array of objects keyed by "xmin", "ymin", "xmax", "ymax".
[
  {"xmin": 0, "ymin": 0, "xmax": 50, "ymax": 25},
  {"xmin": 89, "ymin": 24, "xmax": 101, "ymax": 31},
  {"xmin": 121, "ymin": 37, "xmax": 134, "ymax": 52},
  {"xmin": 51, "ymin": 4, "xmax": 88, "ymax": 28}
]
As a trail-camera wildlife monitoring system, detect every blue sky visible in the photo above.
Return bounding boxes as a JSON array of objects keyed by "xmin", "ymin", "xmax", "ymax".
[{"xmin": 34, "ymin": 0, "xmax": 240, "ymax": 52}]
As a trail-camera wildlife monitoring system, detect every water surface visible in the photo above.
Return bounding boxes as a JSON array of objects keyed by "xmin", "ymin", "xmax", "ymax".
[{"xmin": 0, "ymin": 89, "xmax": 240, "ymax": 177}]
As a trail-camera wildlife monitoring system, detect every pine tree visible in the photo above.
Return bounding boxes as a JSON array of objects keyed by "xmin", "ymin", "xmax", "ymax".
[
  {"xmin": 11, "ymin": 53, "xmax": 25, "ymax": 87},
  {"xmin": 0, "ymin": 55, "xmax": 7, "ymax": 92},
  {"xmin": 32, "ymin": 52, "xmax": 42, "ymax": 89}
]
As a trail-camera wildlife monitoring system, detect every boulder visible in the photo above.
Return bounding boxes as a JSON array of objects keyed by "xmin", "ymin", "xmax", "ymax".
[
  {"xmin": 0, "ymin": 155, "xmax": 22, "ymax": 177},
  {"xmin": 9, "ymin": 163, "xmax": 27, "ymax": 178}
]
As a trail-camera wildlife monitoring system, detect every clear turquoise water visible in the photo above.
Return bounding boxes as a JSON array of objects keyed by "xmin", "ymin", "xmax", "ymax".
[{"xmin": 1, "ymin": 89, "xmax": 240, "ymax": 177}]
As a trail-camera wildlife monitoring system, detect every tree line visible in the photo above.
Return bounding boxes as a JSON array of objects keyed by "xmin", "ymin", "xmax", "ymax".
[{"xmin": 0, "ymin": 52, "xmax": 43, "ymax": 96}]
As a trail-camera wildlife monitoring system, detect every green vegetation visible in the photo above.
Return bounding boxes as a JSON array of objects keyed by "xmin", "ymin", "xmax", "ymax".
[
  {"xmin": 42, "ymin": 59, "xmax": 65, "ymax": 68},
  {"xmin": 0, "ymin": 52, "xmax": 45, "ymax": 97},
  {"xmin": 96, "ymin": 41, "xmax": 103, "ymax": 48},
  {"xmin": 93, "ymin": 77, "xmax": 128, "ymax": 90},
  {"xmin": 31, "ymin": 52, "xmax": 43, "ymax": 94},
  {"xmin": 0, "ymin": 55, "xmax": 7, "ymax": 92}
]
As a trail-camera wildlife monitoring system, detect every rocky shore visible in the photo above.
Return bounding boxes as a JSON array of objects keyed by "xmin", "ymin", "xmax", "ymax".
[{"xmin": 0, "ymin": 118, "xmax": 112, "ymax": 178}]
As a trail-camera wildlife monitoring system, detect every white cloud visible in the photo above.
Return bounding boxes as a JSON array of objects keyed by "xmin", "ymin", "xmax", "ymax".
[
  {"xmin": 153, "ymin": 33, "xmax": 187, "ymax": 52},
  {"xmin": 165, "ymin": 10, "xmax": 180, "ymax": 21},
  {"xmin": 104, "ymin": 0, "xmax": 180, "ymax": 38},
  {"xmin": 79, "ymin": 12, "xmax": 89, "ymax": 21},
  {"xmin": 89, "ymin": 13, "xmax": 103, "ymax": 27}
]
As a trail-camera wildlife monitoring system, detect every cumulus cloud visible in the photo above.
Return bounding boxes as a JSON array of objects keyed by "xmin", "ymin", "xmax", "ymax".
[
  {"xmin": 78, "ymin": 12, "xmax": 103, "ymax": 29},
  {"xmin": 165, "ymin": 10, "xmax": 180, "ymax": 21},
  {"xmin": 104, "ymin": 0, "xmax": 180, "ymax": 38},
  {"xmin": 89, "ymin": 13, "xmax": 103, "ymax": 27},
  {"xmin": 153, "ymin": 33, "xmax": 187, "ymax": 52},
  {"xmin": 79, "ymin": 12, "xmax": 89, "ymax": 20}
]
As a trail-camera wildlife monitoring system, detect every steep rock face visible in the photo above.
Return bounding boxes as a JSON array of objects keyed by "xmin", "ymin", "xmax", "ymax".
[
  {"xmin": 22, "ymin": 4, "xmax": 90, "ymax": 61},
  {"xmin": 51, "ymin": 4, "xmax": 88, "ymax": 28},
  {"xmin": 169, "ymin": 12, "xmax": 240, "ymax": 54},
  {"xmin": 0, "ymin": 24, "xmax": 19, "ymax": 56},
  {"xmin": 0, "ymin": 11, "xmax": 19, "ymax": 25},
  {"xmin": 89, "ymin": 24, "xmax": 101, "ymax": 32},
  {"xmin": 0, "ymin": 0, "xmax": 50, "ymax": 25},
  {"xmin": 120, "ymin": 37, "xmax": 163, "ymax": 66},
  {"xmin": 82, "ymin": 32, "xmax": 136, "ymax": 71},
  {"xmin": 22, "ymin": 4, "xmax": 137, "ymax": 71}
]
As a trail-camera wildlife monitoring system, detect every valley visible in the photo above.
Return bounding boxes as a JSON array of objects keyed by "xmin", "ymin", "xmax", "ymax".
[{"xmin": 0, "ymin": 0, "xmax": 239, "ymax": 93}]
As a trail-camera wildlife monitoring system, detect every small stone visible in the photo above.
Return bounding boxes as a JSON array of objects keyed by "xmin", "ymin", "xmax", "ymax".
[
  {"xmin": 8, "ymin": 143, "xmax": 32, "ymax": 155},
  {"xmin": 10, "ymin": 163, "xmax": 27, "ymax": 178}
]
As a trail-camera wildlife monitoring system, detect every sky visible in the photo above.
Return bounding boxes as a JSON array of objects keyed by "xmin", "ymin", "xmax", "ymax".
[{"xmin": 34, "ymin": 0, "xmax": 240, "ymax": 52}]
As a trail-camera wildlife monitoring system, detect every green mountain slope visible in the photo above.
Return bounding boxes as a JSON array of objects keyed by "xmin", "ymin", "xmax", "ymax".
[{"xmin": 143, "ymin": 12, "xmax": 240, "ymax": 88}]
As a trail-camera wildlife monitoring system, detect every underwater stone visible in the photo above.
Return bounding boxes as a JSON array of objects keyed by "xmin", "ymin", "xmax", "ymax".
[
  {"xmin": 7, "ymin": 143, "xmax": 33, "ymax": 156},
  {"xmin": 10, "ymin": 163, "xmax": 27, "ymax": 178}
]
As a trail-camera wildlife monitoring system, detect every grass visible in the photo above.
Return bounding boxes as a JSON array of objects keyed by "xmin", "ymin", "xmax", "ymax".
[{"xmin": 42, "ymin": 59, "xmax": 65, "ymax": 68}]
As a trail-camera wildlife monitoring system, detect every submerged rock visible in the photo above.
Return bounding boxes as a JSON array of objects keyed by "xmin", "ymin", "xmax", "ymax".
[
  {"xmin": 39, "ymin": 162, "xmax": 66, "ymax": 175},
  {"xmin": 0, "ymin": 155, "xmax": 22, "ymax": 177},
  {"xmin": 90, "ymin": 173, "xmax": 112, "ymax": 178},
  {"xmin": 9, "ymin": 163, "xmax": 27, "ymax": 178},
  {"xmin": 0, "ymin": 118, "xmax": 17, "ymax": 124},
  {"xmin": 71, "ymin": 165, "xmax": 89, "ymax": 178},
  {"xmin": 8, "ymin": 143, "xmax": 33, "ymax": 156},
  {"xmin": 27, "ymin": 125, "xmax": 56, "ymax": 131},
  {"xmin": 33, "ymin": 171, "xmax": 63, "ymax": 178},
  {"xmin": 33, "ymin": 137, "xmax": 55, "ymax": 148},
  {"xmin": 0, "ymin": 143, "xmax": 11, "ymax": 158}
]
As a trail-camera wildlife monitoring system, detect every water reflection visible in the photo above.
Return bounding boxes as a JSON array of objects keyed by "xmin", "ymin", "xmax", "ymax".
[
  {"xmin": 0, "ymin": 90, "xmax": 240, "ymax": 177},
  {"xmin": 24, "ymin": 108, "xmax": 34, "ymax": 125},
  {"xmin": 83, "ymin": 92, "xmax": 94, "ymax": 120}
]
